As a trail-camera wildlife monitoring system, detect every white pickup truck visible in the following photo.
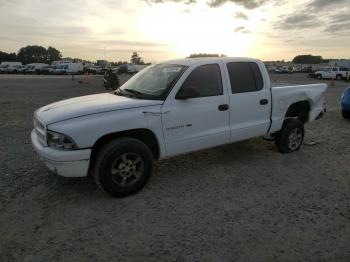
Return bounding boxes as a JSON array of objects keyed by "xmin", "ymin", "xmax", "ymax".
[
  {"xmin": 31, "ymin": 57, "xmax": 327, "ymax": 197},
  {"xmin": 315, "ymin": 66, "xmax": 350, "ymax": 80}
]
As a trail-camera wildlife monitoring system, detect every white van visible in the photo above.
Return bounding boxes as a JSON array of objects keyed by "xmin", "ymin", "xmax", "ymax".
[
  {"xmin": 0, "ymin": 61, "xmax": 22, "ymax": 73},
  {"xmin": 54, "ymin": 63, "xmax": 84, "ymax": 75},
  {"xmin": 25, "ymin": 63, "xmax": 49, "ymax": 74}
]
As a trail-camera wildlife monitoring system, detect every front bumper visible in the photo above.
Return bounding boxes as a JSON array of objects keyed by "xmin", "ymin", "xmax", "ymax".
[{"xmin": 31, "ymin": 130, "xmax": 91, "ymax": 177}]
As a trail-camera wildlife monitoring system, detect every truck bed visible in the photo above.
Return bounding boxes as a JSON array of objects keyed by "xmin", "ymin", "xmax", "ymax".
[{"xmin": 269, "ymin": 83, "xmax": 327, "ymax": 133}]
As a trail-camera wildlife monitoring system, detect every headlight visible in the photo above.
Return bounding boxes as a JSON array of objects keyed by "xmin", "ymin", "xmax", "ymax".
[{"xmin": 47, "ymin": 130, "xmax": 77, "ymax": 150}]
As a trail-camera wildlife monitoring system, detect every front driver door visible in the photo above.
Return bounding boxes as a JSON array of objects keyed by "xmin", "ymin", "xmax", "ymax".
[{"xmin": 161, "ymin": 63, "xmax": 230, "ymax": 157}]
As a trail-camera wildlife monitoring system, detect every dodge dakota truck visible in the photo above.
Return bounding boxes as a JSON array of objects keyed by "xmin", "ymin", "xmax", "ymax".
[{"xmin": 31, "ymin": 57, "xmax": 327, "ymax": 197}]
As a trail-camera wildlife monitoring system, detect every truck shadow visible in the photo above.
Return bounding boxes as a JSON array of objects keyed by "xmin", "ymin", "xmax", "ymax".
[{"xmin": 37, "ymin": 138, "xmax": 280, "ymax": 201}]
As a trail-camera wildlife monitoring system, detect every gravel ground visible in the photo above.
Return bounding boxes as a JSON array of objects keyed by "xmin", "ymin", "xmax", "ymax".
[{"xmin": 0, "ymin": 73, "xmax": 349, "ymax": 262}]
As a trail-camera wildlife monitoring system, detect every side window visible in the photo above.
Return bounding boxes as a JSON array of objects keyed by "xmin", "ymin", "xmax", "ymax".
[
  {"xmin": 227, "ymin": 62, "xmax": 264, "ymax": 93},
  {"xmin": 179, "ymin": 64, "xmax": 223, "ymax": 97}
]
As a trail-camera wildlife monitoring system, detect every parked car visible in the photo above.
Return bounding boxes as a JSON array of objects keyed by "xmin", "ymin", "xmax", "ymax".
[
  {"xmin": 127, "ymin": 64, "xmax": 148, "ymax": 74},
  {"xmin": 31, "ymin": 57, "xmax": 327, "ymax": 197},
  {"xmin": 40, "ymin": 66, "xmax": 57, "ymax": 75},
  {"xmin": 315, "ymin": 67, "xmax": 350, "ymax": 80},
  {"xmin": 341, "ymin": 87, "xmax": 350, "ymax": 119},
  {"xmin": 87, "ymin": 65, "xmax": 103, "ymax": 75},
  {"xmin": 273, "ymin": 66, "xmax": 292, "ymax": 74}
]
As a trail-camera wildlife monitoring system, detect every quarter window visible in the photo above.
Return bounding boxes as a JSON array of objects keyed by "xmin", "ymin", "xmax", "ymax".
[
  {"xmin": 227, "ymin": 62, "xmax": 264, "ymax": 93},
  {"xmin": 179, "ymin": 64, "xmax": 223, "ymax": 97}
]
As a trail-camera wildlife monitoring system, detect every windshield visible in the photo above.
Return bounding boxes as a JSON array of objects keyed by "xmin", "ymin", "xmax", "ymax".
[{"xmin": 118, "ymin": 64, "xmax": 187, "ymax": 99}]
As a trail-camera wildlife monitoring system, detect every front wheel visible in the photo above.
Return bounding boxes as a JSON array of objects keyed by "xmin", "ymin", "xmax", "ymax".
[
  {"xmin": 275, "ymin": 119, "xmax": 304, "ymax": 153},
  {"xmin": 316, "ymin": 74, "xmax": 322, "ymax": 80},
  {"xmin": 342, "ymin": 110, "xmax": 350, "ymax": 119},
  {"xmin": 93, "ymin": 138, "xmax": 153, "ymax": 197}
]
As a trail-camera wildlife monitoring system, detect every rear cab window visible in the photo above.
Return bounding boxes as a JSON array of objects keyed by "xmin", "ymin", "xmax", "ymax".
[{"xmin": 226, "ymin": 62, "xmax": 264, "ymax": 94}]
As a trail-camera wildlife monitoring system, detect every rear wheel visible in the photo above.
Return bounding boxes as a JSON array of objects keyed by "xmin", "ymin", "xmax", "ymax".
[
  {"xmin": 275, "ymin": 119, "xmax": 304, "ymax": 153},
  {"xmin": 342, "ymin": 110, "xmax": 350, "ymax": 119},
  {"xmin": 316, "ymin": 74, "xmax": 322, "ymax": 80},
  {"xmin": 336, "ymin": 74, "xmax": 343, "ymax": 80},
  {"xmin": 93, "ymin": 138, "xmax": 153, "ymax": 197}
]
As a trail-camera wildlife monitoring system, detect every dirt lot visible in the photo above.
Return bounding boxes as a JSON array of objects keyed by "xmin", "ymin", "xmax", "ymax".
[{"xmin": 0, "ymin": 73, "xmax": 349, "ymax": 261}]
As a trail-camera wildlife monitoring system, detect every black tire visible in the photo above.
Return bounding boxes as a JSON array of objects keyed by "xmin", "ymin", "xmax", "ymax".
[
  {"xmin": 336, "ymin": 74, "xmax": 343, "ymax": 80},
  {"xmin": 275, "ymin": 119, "xmax": 304, "ymax": 153},
  {"xmin": 316, "ymin": 74, "xmax": 322, "ymax": 80},
  {"xmin": 342, "ymin": 110, "xmax": 350, "ymax": 119},
  {"xmin": 93, "ymin": 137, "xmax": 153, "ymax": 197}
]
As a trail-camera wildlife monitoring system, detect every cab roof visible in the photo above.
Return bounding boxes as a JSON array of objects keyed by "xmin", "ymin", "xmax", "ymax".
[{"xmin": 163, "ymin": 57, "xmax": 261, "ymax": 67}]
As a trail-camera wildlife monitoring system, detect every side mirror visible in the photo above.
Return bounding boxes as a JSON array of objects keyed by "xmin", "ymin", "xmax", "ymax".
[{"xmin": 176, "ymin": 86, "xmax": 200, "ymax": 100}]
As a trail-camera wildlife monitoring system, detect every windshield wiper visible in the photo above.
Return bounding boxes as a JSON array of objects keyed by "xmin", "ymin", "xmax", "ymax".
[
  {"xmin": 123, "ymin": 89, "xmax": 146, "ymax": 97},
  {"xmin": 114, "ymin": 88, "xmax": 145, "ymax": 99},
  {"xmin": 115, "ymin": 88, "xmax": 159, "ymax": 100}
]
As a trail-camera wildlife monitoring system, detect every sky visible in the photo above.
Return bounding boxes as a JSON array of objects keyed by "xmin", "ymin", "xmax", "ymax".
[{"xmin": 0, "ymin": 0, "xmax": 349, "ymax": 62}]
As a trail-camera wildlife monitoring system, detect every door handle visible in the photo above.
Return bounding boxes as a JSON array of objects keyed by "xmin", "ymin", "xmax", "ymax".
[
  {"xmin": 260, "ymin": 99, "xmax": 268, "ymax": 105},
  {"xmin": 218, "ymin": 104, "xmax": 229, "ymax": 111}
]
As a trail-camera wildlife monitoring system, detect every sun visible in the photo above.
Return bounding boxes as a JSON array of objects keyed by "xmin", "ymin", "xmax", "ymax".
[{"xmin": 136, "ymin": 2, "xmax": 259, "ymax": 60}]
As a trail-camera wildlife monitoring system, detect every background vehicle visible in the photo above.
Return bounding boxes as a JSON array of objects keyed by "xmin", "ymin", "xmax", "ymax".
[
  {"xmin": 87, "ymin": 65, "xmax": 103, "ymax": 75},
  {"xmin": 24, "ymin": 63, "xmax": 49, "ymax": 74},
  {"xmin": 341, "ymin": 87, "xmax": 350, "ymax": 119},
  {"xmin": 273, "ymin": 66, "xmax": 292, "ymax": 74},
  {"xmin": 40, "ymin": 66, "xmax": 57, "ymax": 75},
  {"xmin": 126, "ymin": 64, "xmax": 148, "ymax": 74},
  {"xmin": 315, "ymin": 67, "xmax": 350, "ymax": 80},
  {"xmin": 0, "ymin": 64, "xmax": 9, "ymax": 73},
  {"xmin": 31, "ymin": 57, "xmax": 327, "ymax": 197},
  {"xmin": 6, "ymin": 64, "xmax": 26, "ymax": 74},
  {"xmin": 51, "ymin": 63, "xmax": 83, "ymax": 75},
  {"xmin": 0, "ymin": 62, "xmax": 22, "ymax": 73}
]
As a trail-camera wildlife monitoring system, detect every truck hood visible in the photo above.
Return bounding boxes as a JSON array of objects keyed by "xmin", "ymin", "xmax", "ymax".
[{"xmin": 36, "ymin": 93, "xmax": 162, "ymax": 124}]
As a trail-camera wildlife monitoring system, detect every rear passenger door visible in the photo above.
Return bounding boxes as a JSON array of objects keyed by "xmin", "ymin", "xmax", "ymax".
[{"xmin": 225, "ymin": 62, "xmax": 271, "ymax": 141}]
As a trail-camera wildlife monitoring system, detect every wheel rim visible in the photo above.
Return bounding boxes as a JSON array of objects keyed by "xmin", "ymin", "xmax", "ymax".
[
  {"xmin": 288, "ymin": 128, "xmax": 303, "ymax": 150},
  {"xmin": 110, "ymin": 153, "xmax": 144, "ymax": 187}
]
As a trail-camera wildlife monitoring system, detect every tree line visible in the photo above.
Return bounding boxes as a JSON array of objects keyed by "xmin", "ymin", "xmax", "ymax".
[
  {"xmin": 292, "ymin": 55, "xmax": 329, "ymax": 64},
  {"xmin": 1, "ymin": 46, "xmax": 331, "ymax": 66},
  {"xmin": 0, "ymin": 45, "xmax": 62, "ymax": 64},
  {"xmin": 0, "ymin": 47, "xmax": 149, "ymax": 66}
]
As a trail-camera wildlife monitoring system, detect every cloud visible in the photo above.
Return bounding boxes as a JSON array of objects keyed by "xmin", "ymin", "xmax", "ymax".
[
  {"xmin": 275, "ymin": 14, "xmax": 320, "ymax": 30},
  {"xmin": 328, "ymin": 12, "xmax": 350, "ymax": 24},
  {"xmin": 234, "ymin": 12, "xmax": 248, "ymax": 20},
  {"xmin": 145, "ymin": 0, "xmax": 269, "ymax": 9},
  {"xmin": 307, "ymin": 0, "xmax": 349, "ymax": 10},
  {"xmin": 144, "ymin": 0, "xmax": 196, "ymax": 5},
  {"xmin": 207, "ymin": 0, "xmax": 268, "ymax": 9},
  {"xmin": 235, "ymin": 26, "xmax": 250, "ymax": 33},
  {"xmin": 92, "ymin": 39, "xmax": 167, "ymax": 47}
]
